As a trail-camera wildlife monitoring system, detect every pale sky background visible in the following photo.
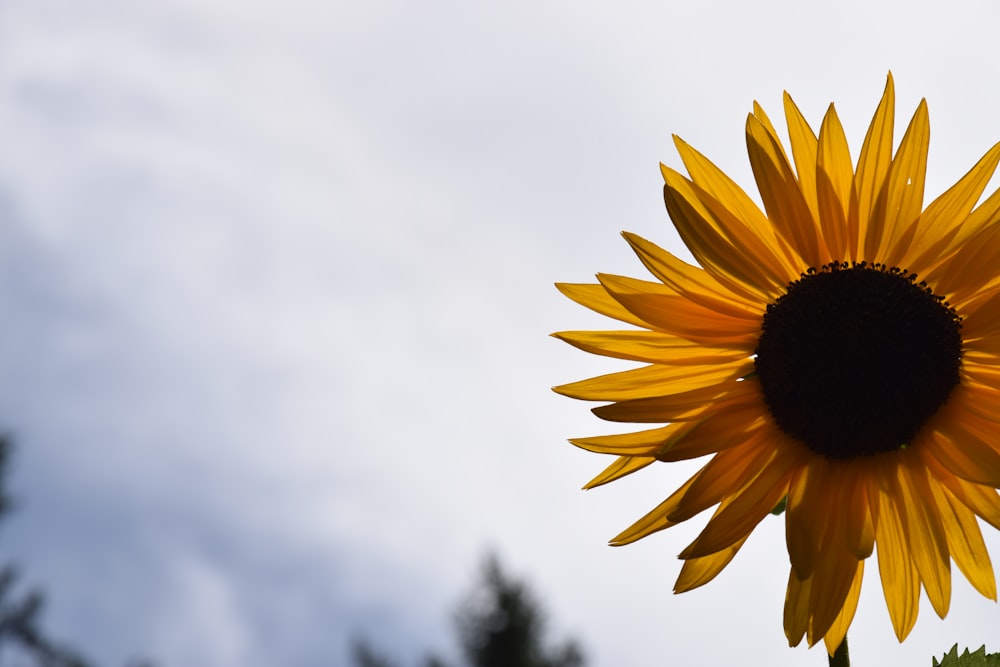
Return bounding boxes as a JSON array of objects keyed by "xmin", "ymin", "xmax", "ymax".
[{"xmin": 0, "ymin": 1, "xmax": 999, "ymax": 666}]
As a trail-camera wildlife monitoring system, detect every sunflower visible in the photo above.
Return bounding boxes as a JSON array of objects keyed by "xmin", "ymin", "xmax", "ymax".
[{"xmin": 553, "ymin": 74, "xmax": 1000, "ymax": 654}]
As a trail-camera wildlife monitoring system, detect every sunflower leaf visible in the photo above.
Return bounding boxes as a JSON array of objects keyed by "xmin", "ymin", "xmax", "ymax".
[{"xmin": 932, "ymin": 643, "xmax": 1000, "ymax": 667}]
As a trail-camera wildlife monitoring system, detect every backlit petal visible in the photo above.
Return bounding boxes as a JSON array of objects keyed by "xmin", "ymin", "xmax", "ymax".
[
  {"xmin": 855, "ymin": 74, "xmax": 895, "ymax": 259},
  {"xmin": 674, "ymin": 534, "xmax": 749, "ymax": 593}
]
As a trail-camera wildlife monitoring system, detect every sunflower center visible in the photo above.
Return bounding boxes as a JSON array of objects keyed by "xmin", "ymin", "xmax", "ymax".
[{"xmin": 753, "ymin": 262, "xmax": 962, "ymax": 459}]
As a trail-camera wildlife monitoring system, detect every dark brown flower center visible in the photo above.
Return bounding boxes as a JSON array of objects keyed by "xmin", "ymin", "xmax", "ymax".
[{"xmin": 754, "ymin": 262, "xmax": 962, "ymax": 459}]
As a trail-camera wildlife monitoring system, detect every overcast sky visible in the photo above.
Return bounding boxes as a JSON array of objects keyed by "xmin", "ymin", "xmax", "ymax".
[{"xmin": 0, "ymin": 1, "xmax": 999, "ymax": 666}]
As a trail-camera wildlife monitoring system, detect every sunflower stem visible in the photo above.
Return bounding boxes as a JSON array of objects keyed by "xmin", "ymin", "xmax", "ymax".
[{"xmin": 828, "ymin": 636, "xmax": 849, "ymax": 667}]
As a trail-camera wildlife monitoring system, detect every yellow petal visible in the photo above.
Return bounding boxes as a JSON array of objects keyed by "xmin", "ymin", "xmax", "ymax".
[
  {"xmin": 746, "ymin": 114, "xmax": 824, "ymax": 267},
  {"xmin": 855, "ymin": 74, "xmax": 896, "ymax": 259},
  {"xmin": 804, "ymin": 469, "xmax": 866, "ymax": 644},
  {"xmin": 782, "ymin": 93, "xmax": 820, "ymax": 226},
  {"xmin": 661, "ymin": 167, "xmax": 784, "ymax": 300},
  {"xmin": 964, "ymin": 362, "xmax": 1000, "ymax": 392},
  {"xmin": 788, "ymin": 460, "xmax": 875, "ymax": 581},
  {"xmin": 671, "ymin": 137, "xmax": 800, "ymax": 282},
  {"xmin": 822, "ymin": 561, "xmax": 864, "ymax": 656},
  {"xmin": 555, "ymin": 283, "xmax": 648, "ymax": 328},
  {"xmin": 552, "ymin": 330, "xmax": 750, "ymax": 366},
  {"xmin": 926, "ymin": 401, "xmax": 1000, "ymax": 486},
  {"xmin": 959, "ymin": 186, "xmax": 1000, "ymax": 248},
  {"xmin": 598, "ymin": 273, "xmax": 761, "ymax": 346},
  {"xmin": 930, "ymin": 477, "xmax": 997, "ymax": 600},
  {"xmin": 784, "ymin": 568, "xmax": 811, "ymax": 647},
  {"xmin": 584, "ymin": 455, "xmax": 654, "ymax": 489},
  {"xmin": 752, "ymin": 100, "xmax": 789, "ymax": 160},
  {"xmin": 925, "ymin": 431, "xmax": 1000, "ymax": 488},
  {"xmin": 678, "ymin": 444, "xmax": 801, "ymax": 558},
  {"xmin": 956, "ymin": 382, "xmax": 1000, "ymax": 425},
  {"xmin": 674, "ymin": 534, "xmax": 749, "ymax": 593},
  {"xmin": 892, "ymin": 455, "xmax": 951, "ymax": 618},
  {"xmin": 926, "ymin": 454, "xmax": 1000, "ymax": 532},
  {"xmin": 656, "ymin": 395, "xmax": 769, "ymax": 462},
  {"xmin": 785, "ymin": 458, "xmax": 829, "ymax": 580},
  {"xmin": 902, "ymin": 141, "xmax": 1000, "ymax": 272},
  {"xmin": 591, "ymin": 379, "xmax": 755, "ymax": 423},
  {"xmin": 807, "ymin": 550, "xmax": 860, "ymax": 646},
  {"xmin": 569, "ymin": 422, "xmax": 692, "ymax": 456},
  {"xmin": 878, "ymin": 99, "xmax": 930, "ymax": 266},
  {"xmin": 961, "ymin": 289, "xmax": 1000, "ymax": 342},
  {"xmin": 927, "ymin": 222, "xmax": 1000, "ymax": 306},
  {"xmin": 815, "ymin": 104, "xmax": 854, "ymax": 261},
  {"xmin": 553, "ymin": 361, "xmax": 750, "ymax": 401},
  {"xmin": 871, "ymin": 474, "xmax": 921, "ymax": 641},
  {"xmin": 845, "ymin": 468, "xmax": 876, "ymax": 560},
  {"xmin": 610, "ymin": 473, "xmax": 701, "ymax": 545},
  {"xmin": 667, "ymin": 432, "xmax": 774, "ymax": 525},
  {"xmin": 621, "ymin": 231, "xmax": 770, "ymax": 316}
]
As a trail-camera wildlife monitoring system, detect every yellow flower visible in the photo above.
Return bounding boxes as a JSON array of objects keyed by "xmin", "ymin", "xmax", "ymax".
[{"xmin": 553, "ymin": 74, "xmax": 1000, "ymax": 654}]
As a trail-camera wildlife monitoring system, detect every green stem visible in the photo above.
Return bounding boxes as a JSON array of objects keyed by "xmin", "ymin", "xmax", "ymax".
[{"xmin": 828, "ymin": 636, "xmax": 849, "ymax": 667}]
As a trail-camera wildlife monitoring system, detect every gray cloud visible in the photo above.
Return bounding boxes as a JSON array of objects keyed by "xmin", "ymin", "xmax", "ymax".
[{"xmin": 0, "ymin": 1, "xmax": 997, "ymax": 667}]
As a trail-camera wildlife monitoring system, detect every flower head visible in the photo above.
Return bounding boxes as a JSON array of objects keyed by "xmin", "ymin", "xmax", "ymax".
[{"xmin": 554, "ymin": 74, "xmax": 1000, "ymax": 653}]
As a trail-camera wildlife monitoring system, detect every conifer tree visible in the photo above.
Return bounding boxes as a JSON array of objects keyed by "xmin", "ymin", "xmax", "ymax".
[{"xmin": 354, "ymin": 553, "xmax": 585, "ymax": 667}]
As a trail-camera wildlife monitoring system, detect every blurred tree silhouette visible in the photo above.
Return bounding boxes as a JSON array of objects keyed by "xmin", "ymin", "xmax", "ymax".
[
  {"xmin": 353, "ymin": 553, "xmax": 585, "ymax": 667},
  {"xmin": 0, "ymin": 436, "xmax": 152, "ymax": 667}
]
